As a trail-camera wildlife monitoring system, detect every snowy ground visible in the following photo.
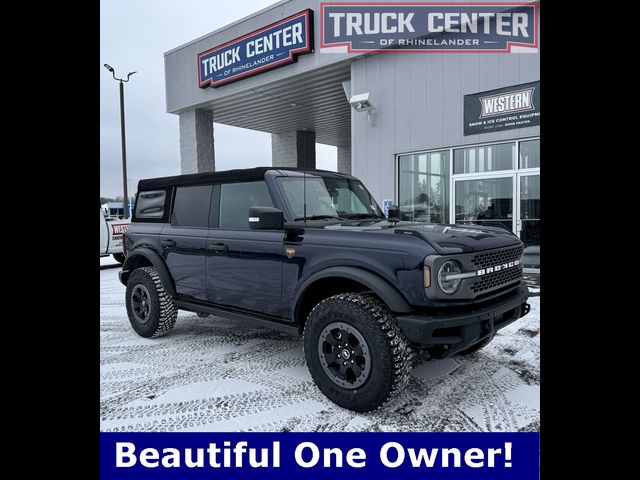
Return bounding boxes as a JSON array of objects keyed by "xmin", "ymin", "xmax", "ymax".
[{"xmin": 100, "ymin": 256, "xmax": 540, "ymax": 432}]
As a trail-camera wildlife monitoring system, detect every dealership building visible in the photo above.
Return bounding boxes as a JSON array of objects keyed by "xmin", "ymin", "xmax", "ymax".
[{"xmin": 164, "ymin": 0, "xmax": 540, "ymax": 267}]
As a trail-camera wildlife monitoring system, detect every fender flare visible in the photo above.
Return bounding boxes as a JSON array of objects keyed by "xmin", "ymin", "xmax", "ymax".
[
  {"xmin": 292, "ymin": 266, "xmax": 413, "ymax": 320},
  {"xmin": 120, "ymin": 248, "xmax": 176, "ymax": 296}
]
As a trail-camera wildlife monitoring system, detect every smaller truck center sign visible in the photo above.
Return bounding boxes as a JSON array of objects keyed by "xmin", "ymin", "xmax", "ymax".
[
  {"xmin": 198, "ymin": 9, "xmax": 313, "ymax": 88},
  {"xmin": 464, "ymin": 81, "xmax": 540, "ymax": 135}
]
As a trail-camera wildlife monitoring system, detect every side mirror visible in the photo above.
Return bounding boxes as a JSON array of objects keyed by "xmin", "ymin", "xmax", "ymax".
[
  {"xmin": 248, "ymin": 206, "xmax": 284, "ymax": 230},
  {"xmin": 387, "ymin": 205, "xmax": 400, "ymax": 222}
]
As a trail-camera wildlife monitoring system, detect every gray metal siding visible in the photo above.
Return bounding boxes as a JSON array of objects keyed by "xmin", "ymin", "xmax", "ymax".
[{"xmin": 351, "ymin": 52, "xmax": 540, "ymax": 204}]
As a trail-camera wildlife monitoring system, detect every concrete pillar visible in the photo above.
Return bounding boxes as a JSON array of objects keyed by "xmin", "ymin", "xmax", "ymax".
[
  {"xmin": 271, "ymin": 130, "xmax": 316, "ymax": 169},
  {"xmin": 179, "ymin": 109, "xmax": 215, "ymax": 174},
  {"xmin": 337, "ymin": 143, "xmax": 352, "ymax": 175}
]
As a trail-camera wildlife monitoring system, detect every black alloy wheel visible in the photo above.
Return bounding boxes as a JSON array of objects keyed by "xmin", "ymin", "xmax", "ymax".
[
  {"xmin": 318, "ymin": 322, "xmax": 372, "ymax": 389},
  {"xmin": 131, "ymin": 284, "xmax": 152, "ymax": 324}
]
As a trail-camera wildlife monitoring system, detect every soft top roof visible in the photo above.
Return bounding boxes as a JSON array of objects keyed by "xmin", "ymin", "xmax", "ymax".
[{"xmin": 137, "ymin": 166, "xmax": 354, "ymax": 191}]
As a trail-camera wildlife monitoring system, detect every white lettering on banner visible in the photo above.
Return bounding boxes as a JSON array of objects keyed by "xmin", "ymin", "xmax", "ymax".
[
  {"xmin": 202, "ymin": 47, "xmax": 241, "ymax": 75},
  {"xmin": 231, "ymin": 55, "xmax": 275, "ymax": 73},
  {"xmin": 332, "ymin": 12, "xmax": 415, "ymax": 36},
  {"xmin": 379, "ymin": 442, "xmax": 512, "ymax": 468},
  {"xmin": 480, "ymin": 89, "xmax": 534, "ymax": 117},
  {"xmin": 329, "ymin": 13, "xmax": 345, "ymax": 35},
  {"xmin": 381, "ymin": 13, "xmax": 395, "ymax": 33},
  {"xmin": 347, "ymin": 13, "xmax": 363, "ymax": 35},
  {"xmin": 116, "ymin": 442, "xmax": 137, "ymax": 467},
  {"xmin": 496, "ymin": 13, "xmax": 511, "ymax": 36},
  {"xmin": 428, "ymin": 13, "xmax": 444, "ymax": 33},
  {"xmin": 116, "ymin": 441, "xmax": 282, "ymax": 469},
  {"xmin": 513, "ymin": 13, "xmax": 529, "ymax": 37},
  {"xmin": 113, "ymin": 440, "xmax": 516, "ymax": 470},
  {"xmin": 425, "ymin": 12, "xmax": 528, "ymax": 35},
  {"xmin": 294, "ymin": 442, "xmax": 368, "ymax": 468},
  {"xmin": 245, "ymin": 23, "xmax": 303, "ymax": 57},
  {"xmin": 398, "ymin": 38, "xmax": 479, "ymax": 46}
]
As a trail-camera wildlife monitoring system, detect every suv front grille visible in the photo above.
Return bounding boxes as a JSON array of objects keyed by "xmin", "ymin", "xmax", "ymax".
[
  {"xmin": 470, "ymin": 245, "xmax": 524, "ymax": 294},
  {"xmin": 471, "ymin": 245, "xmax": 524, "ymax": 269},
  {"xmin": 470, "ymin": 264, "xmax": 522, "ymax": 293}
]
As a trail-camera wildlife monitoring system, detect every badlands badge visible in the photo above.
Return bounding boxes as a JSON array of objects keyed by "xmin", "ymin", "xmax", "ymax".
[{"xmin": 285, "ymin": 247, "xmax": 296, "ymax": 259}]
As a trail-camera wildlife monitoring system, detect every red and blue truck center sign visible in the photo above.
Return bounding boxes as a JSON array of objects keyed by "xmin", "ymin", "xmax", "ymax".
[{"xmin": 198, "ymin": 9, "xmax": 313, "ymax": 88}]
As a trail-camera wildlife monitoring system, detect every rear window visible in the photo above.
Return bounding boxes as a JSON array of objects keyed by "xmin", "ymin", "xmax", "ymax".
[
  {"xmin": 134, "ymin": 190, "xmax": 167, "ymax": 219},
  {"xmin": 219, "ymin": 181, "xmax": 273, "ymax": 230},
  {"xmin": 172, "ymin": 185, "xmax": 212, "ymax": 228}
]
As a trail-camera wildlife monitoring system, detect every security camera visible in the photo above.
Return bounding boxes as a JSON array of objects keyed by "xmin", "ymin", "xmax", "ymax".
[
  {"xmin": 348, "ymin": 93, "xmax": 376, "ymax": 126},
  {"xmin": 349, "ymin": 93, "xmax": 374, "ymax": 112}
]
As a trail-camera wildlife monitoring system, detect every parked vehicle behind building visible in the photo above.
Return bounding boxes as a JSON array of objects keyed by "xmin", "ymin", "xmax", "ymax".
[{"xmin": 100, "ymin": 209, "xmax": 130, "ymax": 263}]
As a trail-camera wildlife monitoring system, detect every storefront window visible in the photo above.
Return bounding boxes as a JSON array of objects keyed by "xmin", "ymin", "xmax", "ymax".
[
  {"xmin": 455, "ymin": 177, "xmax": 513, "ymax": 231},
  {"xmin": 397, "ymin": 137, "xmax": 538, "ymax": 267},
  {"xmin": 398, "ymin": 151, "xmax": 449, "ymax": 223},
  {"xmin": 520, "ymin": 174, "xmax": 540, "ymax": 268},
  {"xmin": 453, "ymin": 142, "xmax": 515, "ymax": 174},
  {"xmin": 519, "ymin": 139, "xmax": 540, "ymax": 169}
]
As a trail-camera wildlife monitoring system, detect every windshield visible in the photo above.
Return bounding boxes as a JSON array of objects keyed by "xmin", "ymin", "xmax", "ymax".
[{"xmin": 276, "ymin": 176, "xmax": 384, "ymax": 220}]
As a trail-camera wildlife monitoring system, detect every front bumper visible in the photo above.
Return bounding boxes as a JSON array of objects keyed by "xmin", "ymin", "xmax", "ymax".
[{"xmin": 396, "ymin": 285, "xmax": 530, "ymax": 356}]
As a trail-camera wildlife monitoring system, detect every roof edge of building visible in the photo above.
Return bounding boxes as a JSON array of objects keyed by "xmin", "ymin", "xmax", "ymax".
[{"xmin": 164, "ymin": 0, "xmax": 295, "ymax": 57}]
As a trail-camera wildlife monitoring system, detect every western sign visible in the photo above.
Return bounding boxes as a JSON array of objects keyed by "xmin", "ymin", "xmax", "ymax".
[
  {"xmin": 480, "ymin": 88, "xmax": 535, "ymax": 118},
  {"xmin": 198, "ymin": 9, "xmax": 313, "ymax": 88},
  {"xmin": 320, "ymin": 2, "xmax": 538, "ymax": 52},
  {"xmin": 464, "ymin": 81, "xmax": 540, "ymax": 135}
]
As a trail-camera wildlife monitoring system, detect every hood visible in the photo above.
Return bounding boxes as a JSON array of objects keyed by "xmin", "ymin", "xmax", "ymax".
[{"xmin": 322, "ymin": 220, "xmax": 521, "ymax": 254}]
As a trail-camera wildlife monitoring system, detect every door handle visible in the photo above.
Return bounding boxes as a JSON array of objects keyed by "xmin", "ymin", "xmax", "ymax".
[
  {"xmin": 161, "ymin": 239, "xmax": 176, "ymax": 247},
  {"xmin": 208, "ymin": 243, "xmax": 228, "ymax": 253}
]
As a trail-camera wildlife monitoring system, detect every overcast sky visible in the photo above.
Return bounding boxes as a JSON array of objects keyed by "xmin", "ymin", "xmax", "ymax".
[{"xmin": 100, "ymin": 0, "xmax": 337, "ymax": 199}]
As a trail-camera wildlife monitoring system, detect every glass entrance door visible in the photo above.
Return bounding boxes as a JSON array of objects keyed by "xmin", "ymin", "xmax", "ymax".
[
  {"xmin": 399, "ymin": 138, "xmax": 539, "ymax": 267},
  {"xmin": 454, "ymin": 176, "xmax": 514, "ymax": 232},
  {"xmin": 517, "ymin": 173, "xmax": 540, "ymax": 268},
  {"xmin": 453, "ymin": 173, "xmax": 540, "ymax": 268}
]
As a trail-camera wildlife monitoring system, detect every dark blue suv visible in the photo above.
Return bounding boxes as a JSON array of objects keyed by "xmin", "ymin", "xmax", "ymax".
[{"xmin": 120, "ymin": 167, "xmax": 530, "ymax": 412}]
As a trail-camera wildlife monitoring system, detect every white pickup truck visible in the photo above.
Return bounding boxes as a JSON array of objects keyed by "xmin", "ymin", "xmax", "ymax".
[{"xmin": 100, "ymin": 209, "xmax": 130, "ymax": 263}]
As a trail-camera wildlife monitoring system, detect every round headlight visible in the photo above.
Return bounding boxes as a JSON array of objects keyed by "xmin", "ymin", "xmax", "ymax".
[{"xmin": 438, "ymin": 260, "xmax": 462, "ymax": 294}]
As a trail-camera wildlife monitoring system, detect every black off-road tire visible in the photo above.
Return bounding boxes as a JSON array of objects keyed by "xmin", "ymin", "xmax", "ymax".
[
  {"xmin": 125, "ymin": 267, "xmax": 177, "ymax": 338},
  {"xmin": 113, "ymin": 253, "xmax": 126, "ymax": 264},
  {"xmin": 303, "ymin": 293, "xmax": 414, "ymax": 412}
]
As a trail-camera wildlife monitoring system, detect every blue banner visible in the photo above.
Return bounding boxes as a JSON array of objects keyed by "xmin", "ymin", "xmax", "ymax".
[
  {"xmin": 320, "ymin": 2, "xmax": 538, "ymax": 52},
  {"xmin": 101, "ymin": 432, "xmax": 539, "ymax": 479},
  {"xmin": 198, "ymin": 9, "xmax": 313, "ymax": 88}
]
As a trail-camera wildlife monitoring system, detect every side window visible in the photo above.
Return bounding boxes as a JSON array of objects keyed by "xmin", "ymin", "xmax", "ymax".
[
  {"xmin": 219, "ymin": 181, "xmax": 273, "ymax": 230},
  {"xmin": 135, "ymin": 190, "xmax": 166, "ymax": 219},
  {"xmin": 172, "ymin": 185, "xmax": 213, "ymax": 228}
]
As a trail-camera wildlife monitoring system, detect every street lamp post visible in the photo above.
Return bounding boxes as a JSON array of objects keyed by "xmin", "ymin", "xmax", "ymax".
[{"xmin": 104, "ymin": 64, "xmax": 137, "ymax": 219}]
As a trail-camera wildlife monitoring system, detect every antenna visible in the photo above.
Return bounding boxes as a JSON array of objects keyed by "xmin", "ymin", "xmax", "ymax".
[{"xmin": 303, "ymin": 166, "xmax": 307, "ymax": 224}]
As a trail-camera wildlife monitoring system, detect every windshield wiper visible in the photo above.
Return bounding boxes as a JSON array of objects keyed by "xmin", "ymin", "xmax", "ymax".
[
  {"xmin": 341, "ymin": 213, "xmax": 385, "ymax": 220},
  {"xmin": 294, "ymin": 215, "xmax": 343, "ymax": 221}
]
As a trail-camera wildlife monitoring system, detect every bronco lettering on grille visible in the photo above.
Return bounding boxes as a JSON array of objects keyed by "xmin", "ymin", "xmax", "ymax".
[{"xmin": 477, "ymin": 259, "xmax": 520, "ymax": 276}]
